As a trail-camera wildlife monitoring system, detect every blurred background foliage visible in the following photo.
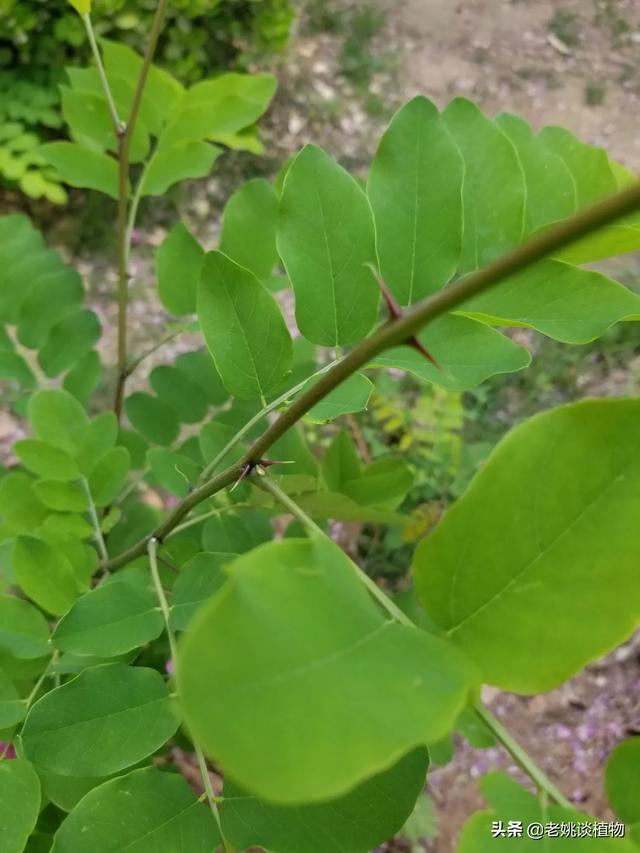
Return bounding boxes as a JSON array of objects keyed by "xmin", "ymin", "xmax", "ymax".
[{"xmin": 0, "ymin": 0, "xmax": 294, "ymax": 202}]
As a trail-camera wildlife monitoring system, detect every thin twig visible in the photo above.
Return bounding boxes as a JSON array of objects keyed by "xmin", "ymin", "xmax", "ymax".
[
  {"xmin": 81, "ymin": 478, "xmax": 108, "ymax": 563},
  {"xmin": 147, "ymin": 538, "xmax": 231, "ymax": 849},
  {"xmin": 82, "ymin": 14, "xmax": 123, "ymax": 135},
  {"xmin": 101, "ymin": 180, "xmax": 640, "ymax": 573}
]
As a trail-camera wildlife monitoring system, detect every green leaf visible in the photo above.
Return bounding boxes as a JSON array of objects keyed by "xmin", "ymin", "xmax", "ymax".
[
  {"xmin": 606, "ymin": 738, "xmax": 640, "ymax": 824},
  {"xmin": 178, "ymin": 537, "xmax": 476, "ymax": 803},
  {"xmin": 278, "ymin": 144, "xmax": 379, "ymax": 346},
  {"xmin": 125, "ymin": 393, "xmax": 180, "ymax": 447},
  {"xmin": 443, "ymin": 98, "xmax": 525, "ymax": 273},
  {"xmin": 51, "ymin": 767, "xmax": 220, "ymax": 852},
  {"xmin": 296, "ymin": 491, "xmax": 410, "ymax": 525},
  {"xmin": 75, "ymin": 412, "xmax": 118, "ymax": 476},
  {"xmin": 414, "ymin": 398, "xmax": 640, "ymax": 693},
  {"xmin": 462, "ymin": 260, "xmax": 640, "ymax": 344},
  {"xmin": 0, "ymin": 472, "xmax": 47, "ymax": 532},
  {"xmin": 88, "ymin": 447, "xmax": 130, "ymax": 506},
  {"xmin": 322, "ymin": 430, "xmax": 362, "ymax": 491},
  {"xmin": 13, "ymin": 535, "xmax": 80, "ymax": 616},
  {"xmin": 367, "ymin": 96, "xmax": 463, "ymax": 304},
  {"xmin": 0, "ymin": 351, "xmax": 35, "ymax": 389},
  {"xmin": 28, "ymin": 389, "xmax": 88, "ymax": 455},
  {"xmin": 22, "ymin": 662, "xmax": 179, "ymax": 776},
  {"xmin": 0, "ymin": 759, "xmax": 41, "ymax": 853},
  {"xmin": 495, "ymin": 112, "xmax": 576, "ymax": 234},
  {"xmin": 198, "ymin": 251, "xmax": 292, "ymax": 400},
  {"xmin": 38, "ymin": 768, "xmax": 110, "ymax": 813},
  {"xmin": 159, "ymin": 73, "xmax": 277, "ymax": 149},
  {"xmin": 304, "ymin": 373, "xmax": 374, "ymax": 423},
  {"xmin": 155, "ymin": 222, "xmax": 204, "ymax": 316},
  {"xmin": 14, "ymin": 439, "xmax": 79, "ymax": 481},
  {"xmin": 201, "ymin": 514, "xmax": 257, "ymax": 554},
  {"xmin": 344, "ymin": 458, "xmax": 414, "ymax": 507},
  {"xmin": 0, "ymin": 668, "xmax": 26, "ymax": 727},
  {"xmin": 67, "ymin": 0, "xmax": 91, "ymax": 15},
  {"xmin": 17, "ymin": 266, "xmax": 84, "ymax": 350},
  {"xmin": 222, "ymin": 748, "xmax": 428, "ymax": 853},
  {"xmin": 219, "ymin": 178, "xmax": 279, "ymax": 279},
  {"xmin": 150, "ymin": 364, "xmax": 209, "ymax": 423},
  {"xmin": 199, "ymin": 421, "xmax": 241, "ymax": 470},
  {"xmin": 175, "ymin": 349, "xmax": 228, "ymax": 407},
  {"xmin": 539, "ymin": 125, "xmax": 617, "ymax": 208},
  {"xmin": 38, "ymin": 309, "xmax": 101, "ymax": 377},
  {"xmin": 371, "ymin": 314, "xmax": 530, "ymax": 391},
  {"xmin": 40, "ymin": 143, "xmax": 119, "ymax": 198},
  {"xmin": 141, "ymin": 142, "xmax": 221, "ymax": 196},
  {"xmin": 0, "ymin": 595, "xmax": 50, "ymax": 659},
  {"xmin": 556, "ymin": 223, "xmax": 640, "ymax": 265},
  {"xmin": 33, "ymin": 480, "xmax": 88, "ymax": 513},
  {"xmin": 53, "ymin": 580, "xmax": 163, "ymax": 658},
  {"xmin": 169, "ymin": 552, "xmax": 229, "ymax": 631},
  {"xmin": 63, "ymin": 350, "xmax": 101, "ymax": 405}
]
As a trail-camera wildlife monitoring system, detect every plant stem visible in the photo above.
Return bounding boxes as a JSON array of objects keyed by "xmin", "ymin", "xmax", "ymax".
[
  {"xmin": 167, "ymin": 503, "xmax": 250, "ymax": 539},
  {"xmin": 82, "ymin": 15, "xmax": 123, "ymax": 135},
  {"xmin": 256, "ymin": 472, "xmax": 414, "ymax": 627},
  {"xmin": 199, "ymin": 357, "xmax": 342, "ymax": 481},
  {"xmin": 147, "ymin": 538, "xmax": 231, "ymax": 849},
  {"xmin": 111, "ymin": 0, "xmax": 169, "ymax": 421},
  {"xmin": 24, "ymin": 650, "xmax": 60, "ymax": 709},
  {"xmin": 474, "ymin": 703, "xmax": 573, "ymax": 809},
  {"xmin": 101, "ymin": 180, "xmax": 640, "ymax": 572},
  {"xmin": 126, "ymin": 324, "xmax": 190, "ymax": 377},
  {"xmin": 258, "ymin": 474, "xmax": 570, "ymax": 807},
  {"xmin": 81, "ymin": 478, "xmax": 108, "ymax": 563}
]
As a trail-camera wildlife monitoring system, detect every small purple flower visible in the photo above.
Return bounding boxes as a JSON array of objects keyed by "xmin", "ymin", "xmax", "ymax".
[{"xmin": 165, "ymin": 658, "xmax": 174, "ymax": 676}]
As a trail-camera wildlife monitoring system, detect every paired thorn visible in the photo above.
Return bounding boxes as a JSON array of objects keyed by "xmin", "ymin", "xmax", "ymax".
[
  {"xmin": 230, "ymin": 459, "xmax": 292, "ymax": 492},
  {"xmin": 366, "ymin": 264, "xmax": 441, "ymax": 370}
]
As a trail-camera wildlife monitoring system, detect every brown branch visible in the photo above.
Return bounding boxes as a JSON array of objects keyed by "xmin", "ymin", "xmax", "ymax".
[{"xmin": 102, "ymin": 181, "xmax": 640, "ymax": 570}]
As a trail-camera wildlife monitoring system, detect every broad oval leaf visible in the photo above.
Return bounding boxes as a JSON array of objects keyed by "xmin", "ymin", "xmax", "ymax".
[
  {"xmin": 0, "ymin": 669, "xmax": 27, "ymax": 727},
  {"xmin": 155, "ymin": 222, "xmax": 204, "ymax": 316},
  {"xmin": 219, "ymin": 177, "xmax": 279, "ymax": 279},
  {"xmin": 304, "ymin": 373, "xmax": 374, "ymax": 424},
  {"xmin": 606, "ymin": 738, "xmax": 640, "ymax": 825},
  {"xmin": 178, "ymin": 536, "xmax": 476, "ymax": 804},
  {"xmin": 28, "ymin": 389, "xmax": 88, "ymax": 455},
  {"xmin": 443, "ymin": 98, "xmax": 525, "ymax": 273},
  {"xmin": 198, "ymin": 251, "xmax": 292, "ymax": 400},
  {"xmin": 51, "ymin": 767, "xmax": 220, "ymax": 852},
  {"xmin": 125, "ymin": 392, "xmax": 180, "ymax": 447},
  {"xmin": 367, "ymin": 96, "xmax": 463, "ymax": 304},
  {"xmin": 0, "ymin": 758, "xmax": 41, "ymax": 853},
  {"xmin": 14, "ymin": 439, "xmax": 79, "ymax": 482},
  {"xmin": 169, "ymin": 552, "xmax": 229, "ymax": 631},
  {"xmin": 13, "ymin": 536, "xmax": 80, "ymax": 616},
  {"xmin": 22, "ymin": 662, "xmax": 179, "ymax": 776},
  {"xmin": 0, "ymin": 594, "xmax": 51, "ymax": 659},
  {"xmin": 140, "ymin": 142, "xmax": 221, "ymax": 196},
  {"xmin": 278, "ymin": 144, "xmax": 379, "ymax": 346},
  {"xmin": 53, "ymin": 580, "xmax": 164, "ymax": 657},
  {"xmin": 222, "ymin": 748, "xmax": 428, "ymax": 853},
  {"xmin": 538, "ymin": 125, "xmax": 617, "ymax": 209},
  {"xmin": 40, "ymin": 143, "xmax": 119, "ymax": 199},
  {"xmin": 38, "ymin": 309, "xmax": 101, "ymax": 378},
  {"xmin": 150, "ymin": 364, "xmax": 209, "ymax": 424},
  {"xmin": 88, "ymin": 446, "xmax": 130, "ymax": 506},
  {"xmin": 414, "ymin": 398, "xmax": 640, "ymax": 693}
]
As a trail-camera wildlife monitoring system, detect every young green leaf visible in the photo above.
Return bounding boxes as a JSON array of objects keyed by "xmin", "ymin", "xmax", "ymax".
[
  {"xmin": 75, "ymin": 411, "xmax": 118, "ymax": 476},
  {"xmin": 140, "ymin": 142, "xmax": 221, "ymax": 196},
  {"xmin": 539, "ymin": 125, "xmax": 617, "ymax": 209},
  {"xmin": 63, "ymin": 349, "xmax": 101, "ymax": 405},
  {"xmin": 606, "ymin": 738, "xmax": 640, "ymax": 825},
  {"xmin": 40, "ymin": 143, "xmax": 119, "ymax": 198},
  {"xmin": 198, "ymin": 251, "xmax": 293, "ymax": 400},
  {"xmin": 146, "ymin": 448, "xmax": 199, "ymax": 497},
  {"xmin": 33, "ymin": 480, "xmax": 88, "ymax": 513},
  {"xmin": 155, "ymin": 223, "xmax": 204, "ymax": 316},
  {"xmin": 178, "ymin": 537, "xmax": 476, "ymax": 803},
  {"xmin": 343, "ymin": 458, "xmax": 414, "ymax": 508},
  {"xmin": 51, "ymin": 767, "xmax": 221, "ymax": 853},
  {"xmin": 304, "ymin": 373, "xmax": 374, "ymax": 423},
  {"xmin": 28, "ymin": 389, "xmax": 88, "ymax": 455},
  {"xmin": 0, "ymin": 759, "xmax": 41, "ymax": 853},
  {"xmin": 0, "ymin": 594, "xmax": 50, "ymax": 659},
  {"xmin": 14, "ymin": 439, "xmax": 79, "ymax": 482},
  {"xmin": 443, "ymin": 98, "xmax": 525, "ymax": 272},
  {"xmin": 88, "ymin": 447, "xmax": 130, "ymax": 506},
  {"xmin": 219, "ymin": 177, "xmax": 279, "ymax": 279},
  {"xmin": 322, "ymin": 430, "xmax": 362, "ymax": 492},
  {"xmin": 13, "ymin": 536, "xmax": 80, "ymax": 616},
  {"xmin": 53, "ymin": 580, "xmax": 164, "ymax": 658},
  {"xmin": 174, "ymin": 349, "xmax": 229, "ymax": 407},
  {"xmin": 22, "ymin": 663, "xmax": 179, "ymax": 776},
  {"xmin": 414, "ymin": 398, "xmax": 640, "ymax": 693},
  {"xmin": 149, "ymin": 364, "xmax": 209, "ymax": 423},
  {"xmin": 222, "ymin": 748, "xmax": 428, "ymax": 853},
  {"xmin": 277, "ymin": 144, "xmax": 379, "ymax": 346},
  {"xmin": 38, "ymin": 309, "xmax": 101, "ymax": 378},
  {"xmin": 367, "ymin": 96, "xmax": 463, "ymax": 304}
]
